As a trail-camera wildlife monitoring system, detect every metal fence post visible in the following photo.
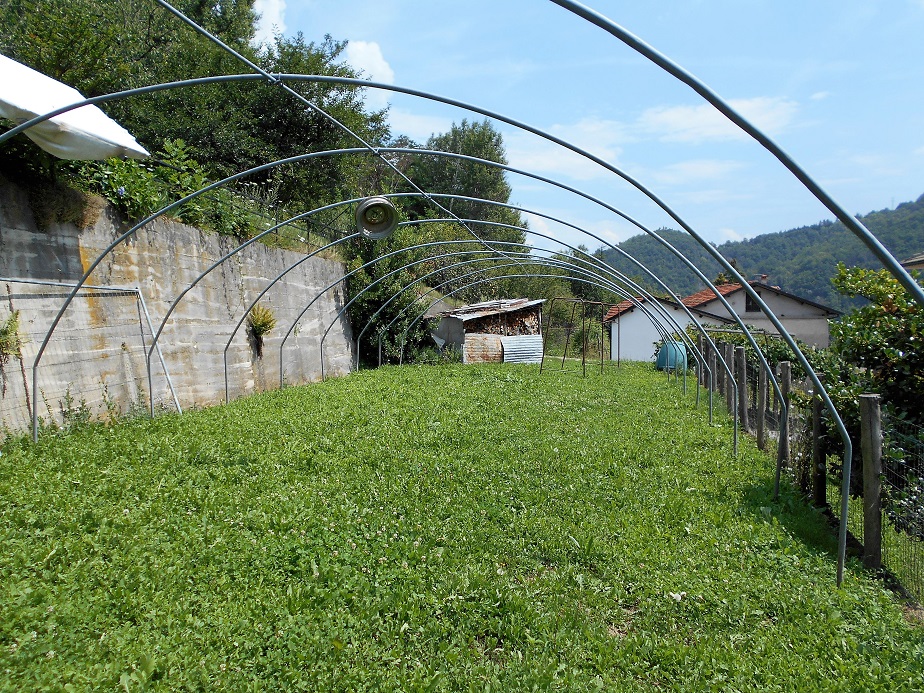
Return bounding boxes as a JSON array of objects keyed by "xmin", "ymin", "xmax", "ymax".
[
  {"xmin": 812, "ymin": 390, "xmax": 827, "ymax": 508},
  {"xmin": 697, "ymin": 334, "xmax": 705, "ymax": 387},
  {"xmin": 860, "ymin": 394, "xmax": 882, "ymax": 571},
  {"xmin": 736, "ymin": 345, "xmax": 748, "ymax": 431}
]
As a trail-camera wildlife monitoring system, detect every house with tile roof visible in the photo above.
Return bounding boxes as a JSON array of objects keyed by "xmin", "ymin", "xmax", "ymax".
[{"xmin": 603, "ymin": 281, "xmax": 839, "ymax": 362}]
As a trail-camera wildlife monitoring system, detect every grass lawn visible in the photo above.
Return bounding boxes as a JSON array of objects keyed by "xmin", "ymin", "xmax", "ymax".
[{"xmin": 1, "ymin": 363, "xmax": 921, "ymax": 691}]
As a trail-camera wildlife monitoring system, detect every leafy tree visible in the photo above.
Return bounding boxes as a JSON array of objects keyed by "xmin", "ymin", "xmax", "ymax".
[
  {"xmin": 0, "ymin": 1, "xmax": 388, "ymax": 215},
  {"xmin": 0, "ymin": 0, "xmax": 256, "ymax": 97},
  {"xmin": 343, "ymin": 224, "xmax": 460, "ymax": 367},
  {"xmin": 400, "ymin": 119, "xmax": 526, "ymax": 244},
  {"xmin": 818, "ymin": 264, "xmax": 924, "ymax": 530},
  {"xmin": 342, "ymin": 119, "xmax": 536, "ymax": 332},
  {"xmin": 829, "ymin": 263, "xmax": 924, "ymax": 426}
]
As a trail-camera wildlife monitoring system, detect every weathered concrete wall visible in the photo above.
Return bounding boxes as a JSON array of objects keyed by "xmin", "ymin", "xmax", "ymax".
[{"xmin": 0, "ymin": 179, "xmax": 353, "ymax": 435}]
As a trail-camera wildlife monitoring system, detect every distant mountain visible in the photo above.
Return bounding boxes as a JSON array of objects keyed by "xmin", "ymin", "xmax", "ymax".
[{"xmin": 597, "ymin": 194, "xmax": 924, "ymax": 312}]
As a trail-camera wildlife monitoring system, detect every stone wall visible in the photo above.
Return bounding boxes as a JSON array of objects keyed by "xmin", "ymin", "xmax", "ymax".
[{"xmin": 0, "ymin": 179, "xmax": 353, "ymax": 435}]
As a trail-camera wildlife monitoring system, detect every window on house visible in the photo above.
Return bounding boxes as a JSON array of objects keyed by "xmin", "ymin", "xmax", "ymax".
[{"xmin": 745, "ymin": 291, "xmax": 761, "ymax": 313}]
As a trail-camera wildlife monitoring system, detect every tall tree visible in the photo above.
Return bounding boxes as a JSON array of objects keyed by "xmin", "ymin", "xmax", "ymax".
[
  {"xmin": 401, "ymin": 119, "xmax": 526, "ymax": 245},
  {"xmin": 0, "ymin": 0, "xmax": 388, "ymax": 213}
]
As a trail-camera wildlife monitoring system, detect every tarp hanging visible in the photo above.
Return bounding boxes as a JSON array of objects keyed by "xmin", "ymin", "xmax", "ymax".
[{"xmin": 0, "ymin": 54, "xmax": 149, "ymax": 160}]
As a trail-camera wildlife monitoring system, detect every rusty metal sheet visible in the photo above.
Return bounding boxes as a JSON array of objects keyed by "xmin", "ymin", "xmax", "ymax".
[
  {"xmin": 463, "ymin": 333, "xmax": 503, "ymax": 364},
  {"xmin": 441, "ymin": 298, "xmax": 545, "ymax": 322},
  {"xmin": 501, "ymin": 335, "xmax": 544, "ymax": 364}
]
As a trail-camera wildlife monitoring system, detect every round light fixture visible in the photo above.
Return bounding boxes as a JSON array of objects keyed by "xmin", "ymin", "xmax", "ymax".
[{"xmin": 355, "ymin": 196, "xmax": 399, "ymax": 240}]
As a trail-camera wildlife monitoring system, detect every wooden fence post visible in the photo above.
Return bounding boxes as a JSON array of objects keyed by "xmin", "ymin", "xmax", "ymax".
[
  {"xmin": 716, "ymin": 342, "xmax": 726, "ymax": 398},
  {"xmin": 757, "ymin": 364, "xmax": 767, "ymax": 451},
  {"xmin": 860, "ymin": 394, "xmax": 882, "ymax": 570},
  {"xmin": 725, "ymin": 343, "xmax": 735, "ymax": 415},
  {"xmin": 706, "ymin": 347, "xmax": 719, "ymax": 392},
  {"xmin": 774, "ymin": 361, "xmax": 791, "ymax": 498},
  {"xmin": 812, "ymin": 390, "xmax": 827, "ymax": 508},
  {"xmin": 736, "ymin": 346, "xmax": 749, "ymax": 432}
]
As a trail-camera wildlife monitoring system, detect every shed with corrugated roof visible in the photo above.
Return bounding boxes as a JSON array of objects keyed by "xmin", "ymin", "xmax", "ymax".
[{"xmin": 431, "ymin": 298, "xmax": 545, "ymax": 364}]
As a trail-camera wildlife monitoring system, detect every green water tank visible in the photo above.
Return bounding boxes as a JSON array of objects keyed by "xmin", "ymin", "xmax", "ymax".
[{"xmin": 656, "ymin": 341, "xmax": 687, "ymax": 371}]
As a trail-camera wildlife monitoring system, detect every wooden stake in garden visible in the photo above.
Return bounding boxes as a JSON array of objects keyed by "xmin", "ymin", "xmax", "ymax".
[
  {"xmin": 709, "ymin": 345, "xmax": 717, "ymax": 395},
  {"xmin": 757, "ymin": 364, "xmax": 768, "ymax": 451},
  {"xmin": 736, "ymin": 346, "xmax": 748, "ymax": 431},
  {"xmin": 774, "ymin": 361, "xmax": 792, "ymax": 499},
  {"xmin": 812, "ymin": 393, "xmax": 827, "ymax": 508},
  {"xmin": 725, "ymin": 343, "xmax": 735, "ymax": 416},
  {"xmin": 860, "ymin": 394, "xmax": 882, "ymax": 571}
]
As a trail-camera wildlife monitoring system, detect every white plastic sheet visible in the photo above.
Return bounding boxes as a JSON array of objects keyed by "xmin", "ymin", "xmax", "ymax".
[{"xmin": 0, "ymin": 54, "xmax": 148, "ymax": 160}]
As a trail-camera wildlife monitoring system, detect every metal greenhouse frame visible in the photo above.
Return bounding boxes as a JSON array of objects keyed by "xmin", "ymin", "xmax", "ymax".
[{"xmin": 2, "ymin": 0, "xmax": 922, "ymax": 585}]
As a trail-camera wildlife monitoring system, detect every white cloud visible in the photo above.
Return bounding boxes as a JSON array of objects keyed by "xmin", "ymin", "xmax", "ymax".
[
  {"xmin": 344, "ymin": 41, "xmax": 395, "ymax": 109},
  {"xmin": 252, "ymin": 0, "xmax": 287, "ymax": 46},
  {"xmin": 505, "ymin": 117, "xmax": 629, "ymax": 181},
  {"xmin": 523, "ymin": 213, "xmax": 554, "ymax": 241},
  {"xmin": 523, "ymin": 212, "xmax": 629, "ymax": 250},
  {"xmin": 580, "ymin": 220, "xmax": 630, "ymax": 246},
  {"xmin": 550, "ymin": 117, "xmax": 632, "ymax": 155},
  {"xmin": 506, "ymin": 137, "xmax": 606, "ymax": 181},
  {"xmin": 718, "ymin": 227, "xmax": 744, "ymax": 242},
  {"xmin": 810, "ymin": 91, "xmax": 831, "ymax": 101},
  {"xmin": 671, "ymin": 188, "xmax": 754, "ymax": 206},
  {"xmin": 650, "ymin": 159, "xmax": 744, "ymax": 186},
  {"xmin": 638, "ymin": 97, "xmax": 799, "ymax": 143},
  {"xmin": 847, "ymin": 153, "xmax": 903, "ymax": 176},
  {"xmin": 387, "ymin": 109, "xmax": 454, "ymax": 141},
  {"xmin": 500, "ymin": 98, "xmax": 795, "ymax": 186}
]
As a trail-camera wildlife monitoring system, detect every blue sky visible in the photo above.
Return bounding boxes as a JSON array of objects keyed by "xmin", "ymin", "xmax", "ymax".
[{"xmin": 252, "ymin": 1, "xmax": 924, "ymax": 252}]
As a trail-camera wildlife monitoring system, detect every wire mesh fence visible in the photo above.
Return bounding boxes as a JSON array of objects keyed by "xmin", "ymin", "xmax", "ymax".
[
  {"xmin": 540, "ymin": 298, "xmax": 613, "ymax": 375},
  {"xmin": 695, "ymin": 337, "xmax": 924, "ymax": 599},
  {"xmin": 774, "ymin": 386, "xmax": 924, "ymax": 601},
  {"xmin": 880, "ymin": 415, "xmax": 924, "ymax": 599}
]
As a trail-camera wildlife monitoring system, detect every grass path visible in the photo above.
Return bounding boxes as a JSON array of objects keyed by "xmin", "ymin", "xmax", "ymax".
[{"xmin": 1, "ymin": 363, "xmax": 921, "ymax": 691}]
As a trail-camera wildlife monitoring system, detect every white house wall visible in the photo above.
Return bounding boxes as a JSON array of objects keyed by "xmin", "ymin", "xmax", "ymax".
[
  {"xmin": 701, "ymin": 290, "xmax": 833, "ymax": 347},
  {"xmin": 609, "ymin": 303, "xmax": 696, "ymax": 362}
]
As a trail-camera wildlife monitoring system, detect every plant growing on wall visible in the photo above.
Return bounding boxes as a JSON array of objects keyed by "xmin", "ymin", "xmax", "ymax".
[
  {"xmin": 247, "ymin": 304, "xmax": 277, "ymax": 358},
  {"xmin": 0, "ymin": 310, "xmax": 23, "ymax": 366}
]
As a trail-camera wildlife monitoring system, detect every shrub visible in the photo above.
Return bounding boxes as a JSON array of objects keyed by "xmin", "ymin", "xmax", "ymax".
[
  {"xmin": 247, "ymin": 304, "xmax": 277, "ymax": 358},
  {"xmin": 0, "ymin": 310, "xmax": 23, "ymax": 366},
  {"xmin": 65, "ymin": 139, "xmax": 260, "ymax": 237}
]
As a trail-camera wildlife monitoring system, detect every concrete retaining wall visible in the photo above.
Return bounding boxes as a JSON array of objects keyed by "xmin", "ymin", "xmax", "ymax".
[{"xmin": 0, "ymin": 179, "xmax": 353, "ymax": 435}]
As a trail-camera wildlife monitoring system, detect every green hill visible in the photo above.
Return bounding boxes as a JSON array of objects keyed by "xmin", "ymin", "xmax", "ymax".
[{"xmin": 599, "ymin": 194, "xmax": 924, "ymax": 311}]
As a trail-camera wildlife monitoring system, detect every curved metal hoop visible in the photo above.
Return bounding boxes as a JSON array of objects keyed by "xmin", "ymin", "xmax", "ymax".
[{"xmin": 7, "ymin": 0, "xmax": 903, "ymax": 585}]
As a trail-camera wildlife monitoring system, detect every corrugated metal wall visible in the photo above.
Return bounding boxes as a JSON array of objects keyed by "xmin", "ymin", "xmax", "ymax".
[
  {"xmin": 463, "ymin": 333, "xmax": 503, "ymax": 364},
  {"xmin": 501, "ymin": 335, "xmax": 544, "ymax": 364},
  {"xmin": 462, "ymin": 334, "xmax": 544, "ymax": 364}
]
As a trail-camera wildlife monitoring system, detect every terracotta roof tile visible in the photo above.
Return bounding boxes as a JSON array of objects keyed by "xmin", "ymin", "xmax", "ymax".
[
  {"xmin": 681, "ymin": 283, "xmax": 745, "ymax": 308},
  {"xmin": 603, "ymin": 298, "xmax": 643, "ymax": 322}
]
